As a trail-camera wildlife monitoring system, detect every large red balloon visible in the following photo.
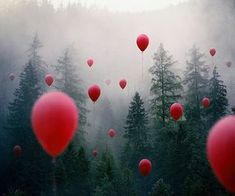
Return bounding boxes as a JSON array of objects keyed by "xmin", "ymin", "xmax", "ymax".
[
  {"xmin": 108, "ymin": 129, "xmax": 116, "ymax": 138},
  {"xmin": 13, "ymin": 145, "xmax": 22, "ymax": 157},
  {"xmin": 31, "ymin": 92, "xmax": 78, "ymax": 158},
  {"xmin": 119, "ymin": 79, "xmax": 127, "ymax": 89},
  {"xmin": 139, "ymin": 159, "xmax": 152, "ymax": 176},
  {"xmin": 87, "ymin": 59, "xmax": 94, "ymax": 67},
  {"xmin": 136, "ymin": 34, "xmax": 149, "ymax": 52},
  {"xmin": 170, "ymin": 103, "xmax": 184, "ymax": 121},
  {"xmin": 207, "ymin": 116, "xmax": 235, "ymax": 193},
  {"xmin": 226, "ymin": 61, "xmax": 232, "ymax": 68},
  {"xmin": 9, "ymin": 73, "xmax": 15, "ymax": 81},
  {"xmin": 88, "ymin": 85, "xmax": 101, "ymax": 103},
  {"xmin": 45, "ymin": 74, "xmax": 54, "ymax": 86},
  {"xmin": 92, "ymin": 149, "xmax": 98, "ymax": 157},
  {"xmin": 202, "ymin": 97, "xmax": 210, "ymax": 108},
  {"xmin": 209, "ymin": 48, "xmax": 216, "ymax": 57}
]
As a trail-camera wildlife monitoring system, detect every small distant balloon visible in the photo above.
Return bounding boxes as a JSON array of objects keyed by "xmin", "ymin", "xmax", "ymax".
[
  {"xmin": 207, "ymin": 116, "xmax": 235, "ymax": 193},
  {"xmin": 31, "ymin": 92, "xmax": 79, "ymax": 158},
  {"xmin": 108, "ymin": 129, "xmax": 116, "ymax": 138},
  {"xmin": 45, "ymin": 74, "xmax": 54, "ymax": 86},
  {"xmin": 92, "ymin": 150, "xmax": 98, "ymax": 157},
  {"xmin": 136, "ymin": 34, "xmax": 149, "ymax": 52},
  {"xmin": 87, "ymin": 59, "xmax": 94, "ymax": 67},
  {"xmin": 119, "ymin": 79, "xmax": 127, "ymax": 89},
  {"xmin": 226, "ymin": 61, "xmax": 232, "ymax": 68},
  {"xmin": 210, "ymin": 48, "xmax": 216, "ymax": 57},
  {"xmin": 105, "ymin": 79, "xmax": 111, "ymax": 86},
  {"xmin": 202, "ymin": 97, "xmax": 210, "ymax": 108},
  {"xmin": 88, "ymin": 85, "xmax": 101, "ymax": 103},
  {"xmin": 13, "ymin": 145, "xmax": 22, "ymax": 157},
  {"xmin": 170, "ymin": 103, "xmax": 184, "ymax": 121},
  {"xmin": 9, "ymin": 73, "xmax": 15, "ymax": 81},
  {"xmin": 139, "ymin": 159, "xmax": 152, "ymax": 176}
]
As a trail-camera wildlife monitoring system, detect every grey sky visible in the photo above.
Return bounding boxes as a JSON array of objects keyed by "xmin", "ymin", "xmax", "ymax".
[{"xmin": 52, "ymin": 0, "xmax": 189, "ymax": 12}]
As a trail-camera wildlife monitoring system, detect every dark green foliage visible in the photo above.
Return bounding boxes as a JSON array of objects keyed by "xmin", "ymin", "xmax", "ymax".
[
  {"xmin": 149, "ymin": 179, "xmax": 172, "ymax": 196},
  {"xmin": 54, "ymin": 47, "xmax": 87, "ymax": 143},
  {"xmin": 122, "ymin": 92, "xmax": 151, "ymax": 168},
  {"xmin": 2, "ymin": 36, "xmax": 52, "ymax": 195},
  {"xmin": 184, "ymin": 45, "xmax": 209, "ymax": 119},
  {"xmin": 149, "ymin": 43, "xmax": 182, "ymax": 127},
  {"xmin": 207, "ymin": 66, "xmax": 228, "ymax": 125}
]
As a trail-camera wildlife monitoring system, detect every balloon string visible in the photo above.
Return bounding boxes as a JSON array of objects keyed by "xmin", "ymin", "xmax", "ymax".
[
  {"xmin": 93, "ymin": 103, "xmax": 96, "ymax": 132},
  {"xmin": 52, "ymin": 157, "xmax": 57, "ymax": 196},
  {"xmin": 142, "ymin": 52, "xmax": 144, "ymax": 80}
]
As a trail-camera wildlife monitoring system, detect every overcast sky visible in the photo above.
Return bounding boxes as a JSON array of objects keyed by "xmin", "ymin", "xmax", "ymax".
[{"xmin": 52, "ymin": 0, "xmax": 189, "ymax": 12}]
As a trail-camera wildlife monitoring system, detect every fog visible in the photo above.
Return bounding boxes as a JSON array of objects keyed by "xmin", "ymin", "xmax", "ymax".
[{"xmin": 0, "ymin": 0, "xmax": 235, "ymax": 145}]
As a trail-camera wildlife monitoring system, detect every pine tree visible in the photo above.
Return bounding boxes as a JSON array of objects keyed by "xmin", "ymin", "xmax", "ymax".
[
  {"xmin": 54, "ymin": 47, "xmax": 87, "ymax": 143},
  {"xmin": 3, "ymin": 36, "xmax": 52, "ymax": 194},
  {"xmin": 149, "ymin": 43, "xmax": 182, "ymax": 127},
  {"xmin": 122, "ymin": 92, "xmax": 150, "ymax": 168},
  {"xmin": 184, "ymin": 45, "xmax": 209, "ymax": 119},
  {"xmin": 54, "ymin": 47, "xmax": 90, "ymax": 195},
  {"xmin": 149, "ymin": 179, "xmax": 172, "ymax": 196},
  {"xmin": 56, "ymin": 146, "xmax": 90, "ymax": 196},
  {"xmin": 207, "ymin": 66, "xmax": 228, "ymax": 125}
]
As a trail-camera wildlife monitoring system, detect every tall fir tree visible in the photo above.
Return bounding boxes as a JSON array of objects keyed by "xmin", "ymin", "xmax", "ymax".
[
  {"xmin": 207, "ymin": 66, "xmax": 228, "ymax": 125},
  {"xmin": 122, "ymin": 92, "xmax": 150, "ymax": 169},
  {"xmin": 54, "ymin": 47, "xmax": 87, "ymax": 143},
  {"xmin": 149, "ymin": 43, "xmax": 182, "ymax": 127},
  {"xmin": 2, "ymin": 35, "xmax": 52, "ymax": 195},
  {"xmin": 184, "ymin": 45, "xmax": 209, "ymax": 120},
  {"xmin": 54, "ymin": 47, "xmax": 90, "ymax": 195}
]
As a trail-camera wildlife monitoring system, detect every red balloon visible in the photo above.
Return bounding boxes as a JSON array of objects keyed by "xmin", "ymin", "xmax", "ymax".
[
  {"xmin": 209, "ymin": 48, "xmax": 216, "ymax": 57},
  {"xmin": 88, "ymin": 85, "xmax": 101, "ymax": 103},
  {"xmin": 139, "ymin": 159, "xmax": 152, "ymax": 176},
  {"xmin": 45, "ymin": 74, "xmax": 54, "ymax": 86},
  {"xmin": 207, "ymin": 116, "xmax": 235, "ymax": 193},
  {"xmin": 105, "ymin": 79, "xmax": 111, "ymax": 86},
  {"xmin": 226, "ymin": 61, "xmax": 232, "ymax": 68},
  {"xmin": 136, "ymin": 34, "xmax": 149, "ymax": 52},
  {"xmin": 87, "ymin": 59, "xmax": 94, "ymax": 67},
  {"xmin": 9, "ymin": 73, "xmax": 15, "ymax": 81},
  {"xmin": 92, "ymin": 150, "xmax": 98, "ymax": 157},
  {"xmin": 170, "ymin": 103, "xmax": 184, "ymax": 121},
  {"xmin": 119, "ymin": 79, "xmax": 127, "ymax": 89},
  {"xmin": 108, "ymin": 129, "xmax": 116, "ymax": 138},
  {"xmin": 202, "ymin": 97, "xmax": 210, "ymax": 108},
  {"xmin": 31, "ymin": 92, "xmax": 78, "ymax": 158},
  {"xmin": 13, "ymin": 145, "xmax": 22, "ymax": 157}
]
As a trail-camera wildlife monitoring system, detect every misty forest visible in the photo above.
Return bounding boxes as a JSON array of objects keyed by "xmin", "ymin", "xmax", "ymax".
[{"xmin": 1, "ymin": 0, "xmax": 235, "ymax": 195}]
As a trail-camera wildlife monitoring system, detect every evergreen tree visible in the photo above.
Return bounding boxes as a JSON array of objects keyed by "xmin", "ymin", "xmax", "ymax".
[
  {"xmin": 54, "ymin": 47, "xmax": 87, "ymax": 143},
  {"xmin": 122, "ymin": 92, "xmax": 150, "ymax": 168},
  {"xmin": 56, "ymin": 146, "xmax": 90, "ymax": 196},
  {"xmin": 184, "ymin": 45, "xmax": 209, "ymax": 119},
  {"xmin": 149, "ymin": 179, "xmax": 172, "ymax": 196},
  {"xmin": 149, "ymin": 43, "xmax": 182, "ymax": 127},
  {"xmin": 54, "ymin": 47, "xmax": 90, "ymax": 195},
  {"xmin": 3, "ymin": 36, "xmax": 52, "ymax": 195},
  {"xmin": 207, "ymin": 66, "xmax": 228, "ymax": 125}
]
